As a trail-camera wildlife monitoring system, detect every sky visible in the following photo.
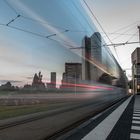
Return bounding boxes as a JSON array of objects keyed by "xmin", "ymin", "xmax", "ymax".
[{"xmin": 0, "ymin": 0, "xmax": 139, "ymax": 86}]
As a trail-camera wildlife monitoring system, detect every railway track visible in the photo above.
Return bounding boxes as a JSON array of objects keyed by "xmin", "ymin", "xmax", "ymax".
[{"xmin": 0, "ymin": 95, "xmax": 127, "ymax": 139}]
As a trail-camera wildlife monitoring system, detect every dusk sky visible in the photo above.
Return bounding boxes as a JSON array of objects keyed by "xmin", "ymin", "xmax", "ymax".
[{"xmin": 0, "ymin": 0, "xmax": 139, "ymax": 86}]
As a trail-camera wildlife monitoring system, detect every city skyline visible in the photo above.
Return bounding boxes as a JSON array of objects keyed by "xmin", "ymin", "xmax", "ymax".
[
  {"xmin": 0, "ymin": 0, "xmax": 139, "ymax": 86},
  {"xmin": 0, "ymin": 0, "xmax": 84, "ymax": 86}
]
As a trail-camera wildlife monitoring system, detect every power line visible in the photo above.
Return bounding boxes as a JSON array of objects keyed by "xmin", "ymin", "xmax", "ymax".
[
  {"xmin": 5, "ymin": 24, "xmax": 46, "ymax": 38},
  {"xmin": 104, "ymin": 20, "xmax": 140, "ymax": 43},
  {"xmin": 125, "ymin": 31, "xmax": 138, "ymax": 43},
  {"xmin": 0, "ymin": 21, "xmax": 86, "ymax": 51},
  {"xmin": 112, "ymin": 20, "xmax": 140, "ymax": 34},
  {"xmin": 2, "ymin": 0, "xmax": 134, "ymax": 67},
  {"xmin": 0, "ymin": 23, "xmax": 73, "ymax": 49},
  {"xmin": 71, "ymin": 0, "xmax": 94, "ymax": 32},
  {"xmin": 0, "ymin": 1, "xmax": 127, "ymax": 76},
  {"xmin": 3, "ymin": 0, "xmax": 18, "ymax": 15},
  {"xmin": 101, "ymin": 32, "xmax": 137, "ymax": 36},
  {"xmin": 103, "ymin": 41, "xmax": 140, "ymax": 47},
  {"xmin": 63, "ymin": 0, "xmax": 86, "ymax": 31},
  {"xmin": 1, "ymin": 0, "xmax": 89, "ymax": 51},
  {"xmin": 3, "ymin": 0, "xmax": 86, "ymax": 33},
  {"xmin": 6, "ymin": 14, "xmax": 21, "ymax": 26},
  {"xmin": 111, "ymin": 25, "xmax": 137, "ymax": 41},
  {"xmin": 83, "ymin": 0, "xmax": 121, "ymax": 63},
  {"xmin": 104, "ymin": 30, "xmax": 139, "ymax": 47},
  {"xmin": 0, "ymin": 23, "xmax": 57, "ymax": 40},
  {"xmin": 1, "ymin": 1, "xmax": 86, "ymax": 44},
  {"xmin": 83, "ymin": 0, "xmax": 113, "ymax": 45}
]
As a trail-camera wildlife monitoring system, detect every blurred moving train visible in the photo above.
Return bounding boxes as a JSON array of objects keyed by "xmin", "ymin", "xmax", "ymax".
[{"xmin": 0, "ymin": 0, "xmax": 129, "ymax": 139}]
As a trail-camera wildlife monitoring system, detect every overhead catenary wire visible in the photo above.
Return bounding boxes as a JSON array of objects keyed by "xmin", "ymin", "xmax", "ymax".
[
  {"xmin": 103, "ymin": 41, "xmax": 140, "ymax": 47},
  {"xmin": 111, "ymin": 20, "xmax": 140, "ymax": 34},
  {"xmin": 2, "ymin": 24, "xmax": 46, "ymax": 38},
  {"xmin": 0, "ymin": 23, "xmax": 74, "ymax": 49},
  {"xmin": 0, "ymin": 1, "xmax": 87, "ymax": 50},
  {"xmin": 125, "ymin": 31, "xmax": 138, "ymax": 43},
  {"xmin": 6, "ymin": 14, "xmax": 21, "ymax": 26},
  {"xmin": 3, "ymin": 0, "xmax": 18, "ymax": 15},
  {"xmin": 0, "ymin": 1, "xmax": 130, "ymax": 77},
  {"xmin": 3, "ymin": 0, "xmax": 69, "ymax": 31},
  {"xmin": 83, "ymin": 0, "xmax": 113, "ymax": 45},
  {"xmin": 111, "ymin": 25, "xmax": 137, "ymax": 41},
  {"xmin": 2, "ymin": 0, "xmax": 136, "ymax": 68},
  {"xmin": 0, "ymin": 21, "xmax": 87, "ymax": 51},
  {"xmin": 104, "ymin": 31, "xmax": 139, "ymax": 47},
  {"xmin": 3, "ymin": 0, "xmax": 87, "ymax": 33},
  {"xmin": 103, "ymin": 20, "xmax": 140, "ymax": 43},
  {"xmin": 3, "ymin": 0, "xmax": 67, "ymax": 31},
  {"xmin": 3, "ymin": 0, "xmax": 139, "ymax": 44},
  {"xmin": 101, "ymin": 32, "xmax": 137, "ymax": 39},
  {"xmin": 2, "ymin": 0, "xmax": 125, "ymax": 64},
  {"xmin": 83, "ymin": 0, "xmax": 121, "ymax": 62},
  {"xmin": 71, "ymin": 0, "xmax": 94, "ymax": 32},
  {"xmin": 62, "ymin": 0, "xmax": 86, "ymax": 32},
  {"xmin": 0, "ymin": 23, "xmax": 70, "ymax": 40},
  {"xmin": 2, "ymin": 2, "xmax": 108, "ymax": 57}
]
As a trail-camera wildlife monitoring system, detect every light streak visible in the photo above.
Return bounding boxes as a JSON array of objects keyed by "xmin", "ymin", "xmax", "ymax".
[{"xmin": 46, "ymin": 80, "xmax": 113, "ymax": 91}]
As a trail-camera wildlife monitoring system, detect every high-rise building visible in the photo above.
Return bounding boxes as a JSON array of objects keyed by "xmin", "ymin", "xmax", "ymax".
[
  {"xmin": 132, "ymin": 47, "xmax": 140, "ymax": 94},
  {"xmin": 90, "ymin": 32, "xmax": 102, "ymax": 62},
  {"xmin": 82, "ymin": 36, "xmax": 91, "ymax": 80},
  {"xmin": 61, "ymin": 63, "xmax": 82, "ymax": 85},
  {"xmin": 82, "ymin": 32, "xmax": 102, "ymax": 81},
  {"xmin": 47, "ymin": 72, "xmax": 56, "ymax": 89},
  {"xmin": 51, "ymin": 72, "xmax": 56, "ymax": 88}
]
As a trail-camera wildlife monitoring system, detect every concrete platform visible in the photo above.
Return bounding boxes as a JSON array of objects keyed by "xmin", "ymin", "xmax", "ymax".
[{"xmin": 59, "ymin": 95, "xmax": 140, "ymax": 140}]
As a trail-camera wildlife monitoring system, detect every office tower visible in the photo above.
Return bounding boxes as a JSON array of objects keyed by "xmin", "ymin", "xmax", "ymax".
[
  {"xmin": 47, "ymin": 72, "xmax": 56, "ymax": 89},
  {"xmin": 82, "ymin": 36, "xmax": 91, "ymax": 81},
  {"xmin": 132, "ymin": 48, "xmax": 140, "ymax": 94},
  {"xmin": 62, "ymin": 63, "xmax": 82, "ymax": 85},
  {"xmin": 51, "ymin": 72, "xmax": 56, "ymax": 88},
  {"xmin": 90, "ymin": 32, "xmax": 102, "ymax": 62},
  {"xmin": 82, "ymin": 32, "xmax": 102, "ymax": 81}
]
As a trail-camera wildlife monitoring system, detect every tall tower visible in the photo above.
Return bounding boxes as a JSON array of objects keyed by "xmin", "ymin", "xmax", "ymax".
[
  {"xmin": 90, "ymin": 32, "xmax": 102, "ymax": 81},
  {"xmin": 82, "ymin": 36, "xmax": 91, "ymax": 80},
  {"xmin": 50, "ymin": 72, "xmax": 56, "ymax": 89},
  {"xmin": 82, "ymin": 32, "xmax": 102, "ymax": 81},
  {"xmin": 90, "ymin": 32, "xmax": 102, "ymax": 63}
]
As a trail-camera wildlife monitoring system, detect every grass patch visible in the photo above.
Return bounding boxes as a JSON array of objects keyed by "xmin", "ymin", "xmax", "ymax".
[
  {"xmin": 0, "ymin": 103, "xmax": 66, "ymax": 120},
  {"xmin": 0, "ymin": 104, "xmax": 48, "ymax": 120}
]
